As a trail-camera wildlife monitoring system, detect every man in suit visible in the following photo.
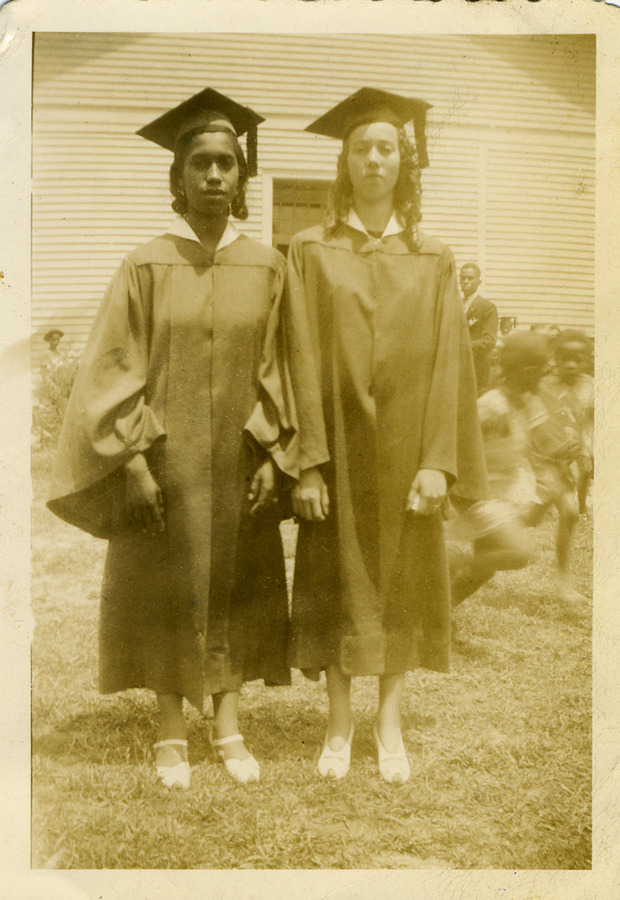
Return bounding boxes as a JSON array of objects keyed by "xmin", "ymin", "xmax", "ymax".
[{"xmin": 460, "ymin": 263, "xmax": 498, "ymax": 395}]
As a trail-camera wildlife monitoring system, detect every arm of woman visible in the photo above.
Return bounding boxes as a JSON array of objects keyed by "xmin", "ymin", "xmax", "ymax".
[
  {"xmin": 244, "ymin": 254, "xmax": 301, "ymax": 479},
  {"xmin": 283, "ymin": 234, "xmax": 331, "ymax": 475},
  {"xmin": 248, "ymin": 457, "xmax": 278, "ymax": 517},
  {"xmin": 291, "ymin": 466, "xmax": 330, "ymax": 522},
  {"xmin": 416, "ymin": 248, "xmax": 461, "ymax": 486},
  {"xmin": 48, "ymin": 255, "xmax": 166, "ymax": 537},
  {"xmin": 246, "ymin": 235, "xmax": 331, "ymax": 485},
  {"xmin": 423, "ymin": 248, "xmax": 489, "ymax": 506},
  {"xmin": 124, "ymin": 452, "xmax": 165, "ymax": 532},
  {"xmin": 284, "ymin": 234, "xmax": 332, "ymax": 522},
  {"xmin": 406, "ymin": 468, "xmax": 448, "ymax": 516}
]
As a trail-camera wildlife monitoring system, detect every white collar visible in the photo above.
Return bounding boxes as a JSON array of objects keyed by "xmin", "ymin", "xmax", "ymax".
[
  {"xmin": 166, "ymin": 216, "xmax": 240, "ymax": 251},
  {"xmin": 346, "ymin": 209, "xmax": 404, "ymax": 239}
]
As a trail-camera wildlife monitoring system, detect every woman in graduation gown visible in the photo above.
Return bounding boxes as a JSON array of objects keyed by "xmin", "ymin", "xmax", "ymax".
[
  {"xmin": 284, "ymin": 88, "xmax": 488, "ymax": 785},
  {"xmin": 48, "ymin": 89, "xmax": 296, "ymax": 790}
]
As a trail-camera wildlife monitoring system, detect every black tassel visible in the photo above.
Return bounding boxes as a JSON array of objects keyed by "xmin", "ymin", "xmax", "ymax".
[{"xmin": 247, "ymin": 123, "xmax": 258, "ymax": 177}]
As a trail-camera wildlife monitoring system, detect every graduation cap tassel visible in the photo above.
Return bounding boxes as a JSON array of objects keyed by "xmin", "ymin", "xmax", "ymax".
[{"xmin": 247, "ymin": 123, "xmax": 258, "ymax": 177}]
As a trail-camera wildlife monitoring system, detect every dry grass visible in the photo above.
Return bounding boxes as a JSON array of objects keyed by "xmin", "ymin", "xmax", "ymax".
[{"xmin": 31, "ymin": 452, "xmax": 591, "ymax": 870}]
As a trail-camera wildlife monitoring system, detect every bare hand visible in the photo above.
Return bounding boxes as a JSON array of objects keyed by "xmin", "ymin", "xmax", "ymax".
[
  {"xmin": 406, "ymin": 468, "xmax": 447, "ymax": 517},
  {"xmin": 124, "ymin": 454, "xmax": 165, "ymax": 533},
  {"xmin": 292, "ymin": 467, "xmax": 330, "ymax": 522},
  {"xmin": 248, "ymin": 458, "xmax": 278, "ymax": 517}
]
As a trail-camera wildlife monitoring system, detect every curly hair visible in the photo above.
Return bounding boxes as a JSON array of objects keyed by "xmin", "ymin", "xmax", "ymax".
[
  {"xmin": 325, "ymin": 126, "xmax": 423, "ymax": 251},
  {"xmin": 460, "ymin": 262, "xmax": 481, "ymax": 279},
  {"xmin": 169, "ymin": 127, "xmax": 249, "ymax": 221}
]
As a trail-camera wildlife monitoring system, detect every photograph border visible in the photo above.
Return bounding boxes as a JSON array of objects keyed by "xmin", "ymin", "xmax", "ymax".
[{"xmin": 2, "ymin": 0, "xmax": 619, "ymax": 897}]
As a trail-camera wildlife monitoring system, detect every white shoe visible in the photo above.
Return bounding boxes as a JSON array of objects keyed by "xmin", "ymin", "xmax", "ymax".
[
  {"xmin": 318, "ymin": 725, "xmax": 354, "ymax": 780},
  {"xmin": 373, "ymin": 725, "xmax": 410, "ymax": 786},
  {"xmin": 211, "ymin": 732, "xmax": 260, "ymax": 785},
  {"xmin": 153, "ymin": 739, "xmax": 190, "ymax": 791}
]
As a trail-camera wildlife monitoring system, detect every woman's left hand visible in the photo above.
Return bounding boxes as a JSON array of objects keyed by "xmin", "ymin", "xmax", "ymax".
[
  {"xmin": 406, "ymin": 468, "xmax": 447, "ymax": 516},
  {"xmin": 248, "ymin": 458, "xmax": 278, "ymax": 517}
]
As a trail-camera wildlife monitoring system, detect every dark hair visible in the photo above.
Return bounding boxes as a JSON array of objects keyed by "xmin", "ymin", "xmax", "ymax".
[
  {"xmin": 499, "ymin": 332, "xmax": 550, "ymax": 373},
  {"xmin": 460, "ymin": 262, "xmax": 481, "ymax": 279},
  {"xmin": 169, "ymin": 127, "xmax": 249, "ymax": 220},
  {"xmin": 554, "ymin": 328, "xmax": 589, "ymax": 350},
  {"xmin": 325, "ymin": 126, "xmax": 422, "ymax": 251}
]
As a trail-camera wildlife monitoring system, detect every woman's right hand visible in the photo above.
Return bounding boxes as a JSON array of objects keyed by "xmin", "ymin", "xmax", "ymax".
[
  {"xmin": 124, "ymin": 453, "xmax": 165, "ymax": 533},
  {"xmin": 292, "ymin": 467, "xmax": 330, "ymax": 522}
]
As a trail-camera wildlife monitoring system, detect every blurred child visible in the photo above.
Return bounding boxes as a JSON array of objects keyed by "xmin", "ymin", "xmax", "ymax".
[
  {"xmin": 540, "ymin": 329, "xmax": 594, "ymax": 516},
  {"xmin": 450, "ymin": 332, "xmax": 586, "ymax": 613},
  {"xmin": 488, "ymin": 316, "xmax": 517, "ymax": 388}
]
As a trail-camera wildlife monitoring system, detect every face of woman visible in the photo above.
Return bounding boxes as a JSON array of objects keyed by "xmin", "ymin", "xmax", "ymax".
[
  {"xmin": 346, "ymin": 122, "xmax": 401, "ymax": 206},
  {"xmin": 180, "ymin": 131, "xmax": 240, "ymax": 220}
]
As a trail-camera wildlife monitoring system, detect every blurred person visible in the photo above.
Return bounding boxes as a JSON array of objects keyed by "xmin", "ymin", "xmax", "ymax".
[
  {"xmin": 41, "ymin": 328, "xmax": 79, "ymax": 377},
  {"xmin": 43, "ymin": 327, "xmax": 64, "ymax": 357},
  {"xmin": 449, "ymin": 333, "xmax": 545, "ymax": 606},
  {"xmin": 48, "ymin": 88, "xmax": 295, "ymax": 791},
  {"xmin": 540, "ymin": 329, "xmax": 594, "ymax": 516},
  {"xmin": 450, "ymin": 332, "xmax": 586, "ymax": 612},
  {"xmin": 546, "ymin": 323, "xmax": 562, "ymax": 369},
  {"xmin": 460, "ymin": 262, "xmax": 498, "ymax": 395},
  {"xmin": 499, "ymin": 316, "xmax": 517, "ymax": 337},
  {"xmin": 583, "ymin": 335, "xmax": 595, "ymax": 377},
  {"xmin": 488, "ymin": 316, "xmax": 517, "ymax": 388},
  {"xmin": 33, "ymin": 329, "xmax": 80, "ymax": 445}
]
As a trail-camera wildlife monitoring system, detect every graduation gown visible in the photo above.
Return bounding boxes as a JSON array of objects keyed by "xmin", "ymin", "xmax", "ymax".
[
  {"xmin": 283, "ymin": 221, "xmax": 487, "ymax": 677},
  {"xmin": 48, "ymin": 221, "xmax": 295, "ymax": 710}
]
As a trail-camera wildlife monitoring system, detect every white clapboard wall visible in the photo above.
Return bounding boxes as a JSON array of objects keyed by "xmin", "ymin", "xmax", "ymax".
[{"xmin": 32, "ymin": 32, "xmax": 595, "ymax": 361}]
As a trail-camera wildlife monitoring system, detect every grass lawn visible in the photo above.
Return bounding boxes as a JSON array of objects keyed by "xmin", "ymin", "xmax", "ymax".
[{"xmin": 31, "ymin": 453, "xmax": 591, "ymax": 870}]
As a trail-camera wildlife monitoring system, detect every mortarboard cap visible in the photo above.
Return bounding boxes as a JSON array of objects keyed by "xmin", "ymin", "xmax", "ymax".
[
  {"xmin": 137, "ymin": 87, "xmax": 265, "ymax": 177},
  {"xmin": 305, "ymin": 87, "xmax": 432, "ymax": 168}
]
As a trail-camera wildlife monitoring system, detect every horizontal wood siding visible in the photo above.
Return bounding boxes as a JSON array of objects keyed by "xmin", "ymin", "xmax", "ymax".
[{"xmin": 32, "ymin": 33, "xmax": 595, "ymax": 362}]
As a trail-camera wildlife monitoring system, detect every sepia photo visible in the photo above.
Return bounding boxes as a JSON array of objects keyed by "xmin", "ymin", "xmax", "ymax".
[{"xmin": 2, "ymin": 2, "xmax": 619, "ymax": 897}]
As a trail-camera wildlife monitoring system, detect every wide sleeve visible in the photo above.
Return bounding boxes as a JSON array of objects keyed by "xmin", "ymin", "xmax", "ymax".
[
  {"xmin": 47, "ymin": 256, "xmax": 166, "ymax": 537},
  {"xmin": 272, "ymin": 235, "xmax": 330, "ymax": 476},
  {"xmin": 244, "ymin": 255, "xmax": 300, "ymax": 478},
  {"xmin": 453, "ymin": 308, "xmax": 491, "ymax": 500},
  {"xmin": 420, "ymin": 247, "xmax": 489, "ymax": 500}
]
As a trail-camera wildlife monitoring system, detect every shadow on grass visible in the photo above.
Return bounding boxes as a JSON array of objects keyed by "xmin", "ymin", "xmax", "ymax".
[
  {"xmin": 33, "ymin": 688, "xmax": 440, "ymax": 779},
  {"xmin": 31, "ymin": 693, "xmax": 347, "ymax": 767},
  {"xmin": 33, "ymin": 698, "xmax": 159, "ymax": 765}
]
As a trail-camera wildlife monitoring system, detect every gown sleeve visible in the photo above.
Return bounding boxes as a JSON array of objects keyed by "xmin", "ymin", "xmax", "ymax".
[
  {"xmin": 47, "ymin": 255, "xmax": 166, "ymax": 537},
  {"xmin": 453, "ymin": 305, "xmax": 490, "ymax": 500},
  {"xmin": 420, "ymin": 246, "xmax": 489, "ymax": 500},
  {"xmin": 281, "ymin": 233, "xmax": 330, "ymax": 474},
  {"xmin": 244, "ymin": 255, "xmax": 300, "ymax": 479}
]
